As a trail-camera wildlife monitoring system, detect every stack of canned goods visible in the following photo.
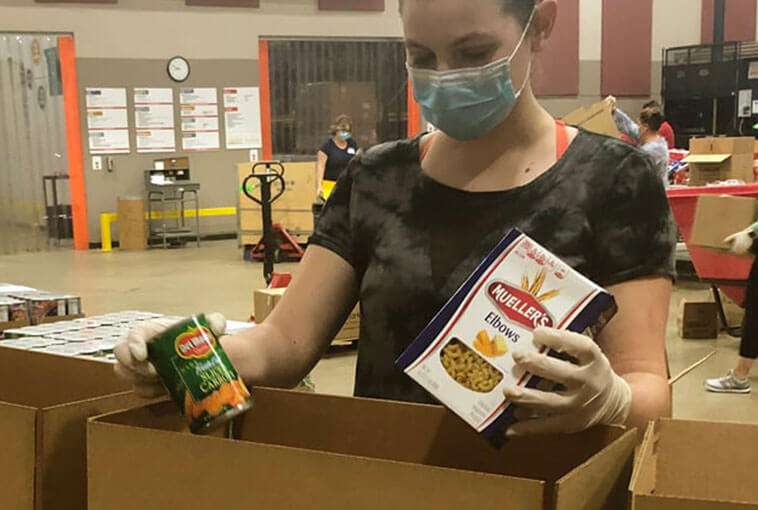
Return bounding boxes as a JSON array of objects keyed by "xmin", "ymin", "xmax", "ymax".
[
  {"xmin": 3, "ymin": 291, "xmax": 82, "ymax": 324},
  {"xmin": 0, "ymin": 311, "xmax": 177, "ymax": 363},
  {"xmin": 0, "ymin": 297, "xmax": 31, "ymax": 324}
]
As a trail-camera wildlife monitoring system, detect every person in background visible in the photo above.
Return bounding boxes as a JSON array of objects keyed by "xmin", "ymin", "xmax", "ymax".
[
  {"xmin": 316, "ymin": 115, "xmax": 358, "ymax": 200},
  {"xmin": 643, "ymin": 100, "xmax": 675, "ymax": 149},
  {"xmin": 116, "ymin": 0, "xmax": 676, "ymax": 440},
  {"xmin": 705, "ymin": 225, "xmax": 758, "ymax": 393},
  {"xmin": 606, "ymin": 96, "xmax": 670, "ymax": 186}
]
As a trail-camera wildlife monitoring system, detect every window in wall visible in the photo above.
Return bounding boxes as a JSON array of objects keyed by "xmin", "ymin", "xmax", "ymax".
[{"xmin": 264, "ymin": 38, "xmax": 408, "ymax": 158}]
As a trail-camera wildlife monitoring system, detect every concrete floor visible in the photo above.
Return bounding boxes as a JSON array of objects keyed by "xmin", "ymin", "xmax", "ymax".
[{"xmin": 1, "ymin": 240, "xmax": 756, "ymax": 424}]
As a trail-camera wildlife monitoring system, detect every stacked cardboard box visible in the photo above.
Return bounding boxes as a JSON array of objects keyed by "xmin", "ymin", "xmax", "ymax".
[
  {"xmin": 294, "ymin": 81, "xmax": 379, "ymax": 153},
  {"xmin": 237, "ymin": 161, "xmax": 317, "ymax": 246},
  {"xmin": 88, "ymin": 388, "xmax": 637, "ymax": 509},
  {"xmin": 0, "ymin": 347, "xmax": 138, "ymax": 510},
  {"xmin": 685, "ymin": 137, "xmax": 755, "ymax": 186},
  {"xmin": 253, "ymin": 288, "xmax": 359, "ymax": 344},
  {"xmin": 677, "ymin": 299, "xmax": 719, "ymax": 339}
]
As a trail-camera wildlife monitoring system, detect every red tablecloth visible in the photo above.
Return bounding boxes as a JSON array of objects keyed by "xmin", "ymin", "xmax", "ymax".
[{"xmin": 667, "ymin": 184, "xmax": 758, "ymax": 305}]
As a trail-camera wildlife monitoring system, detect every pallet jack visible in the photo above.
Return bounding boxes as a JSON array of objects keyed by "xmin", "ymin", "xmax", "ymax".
[{"xmin": 242, "ymin": 161, "xmax": 306, "ymax": 284}]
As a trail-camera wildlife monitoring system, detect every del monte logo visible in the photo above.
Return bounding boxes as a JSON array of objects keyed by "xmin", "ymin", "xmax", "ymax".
[{"xmin": 175, "ymin": 326, "xmax": 215, "ymax": 360}]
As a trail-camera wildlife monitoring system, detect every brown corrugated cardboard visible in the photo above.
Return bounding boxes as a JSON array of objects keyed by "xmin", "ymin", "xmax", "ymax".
[
  {"xmin": 677, "ymin": 300, "xmax": 719, "ymax": 339},
  {"xmin": 686, "ymin": 137, "xmax": 756, "ymax": 185},
  {"xmin": 0, "ymin": 318, "xmax": 30, "ymax": 332},
  {"xmin": 239, "ymin": 208, "xmax": 314, "ymax": 233},
  {"xmin": 253, "ymin": 288, "xmax": 360, "ymax": 343},
  {"xmin": 631, "ymin": 419, "xmax": 758, "ymax": 509},
  {"xmin": 88, "ymin": 389, "xmax": 636, "ymax": 510},
  {"xmin": 253, "ymin": 287, "xmax": 286, "ymax": 322},
  {"xmin": 154, "ymin": 157, "xmax": 189, "ymax": 170},
  {"xmin": 117, "ymin": 197, "xmax": 146, "ymax": 251},
  {"xmin": 0, "ymin": 347, "xmax": 139, "ymax": 510},
  {"xmin": 562, "ymin": 101, "xmax": 620, "ymax": 138},
  {"xmin": 691, "ymin": 195, "xmax": 756, "ymax": 250},
  {"xmin": 238, "ymin": 161, "xmax": 317, "ymax": 212}
]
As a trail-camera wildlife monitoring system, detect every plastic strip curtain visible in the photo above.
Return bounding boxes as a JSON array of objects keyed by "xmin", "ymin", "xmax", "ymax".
[
  {"xmin": 0, "ymin": 33, "xmax": 68, "ymax": 254},
  {"xmin": 266, "ymin": 38, "xmax": 407, "ymax": 158}
]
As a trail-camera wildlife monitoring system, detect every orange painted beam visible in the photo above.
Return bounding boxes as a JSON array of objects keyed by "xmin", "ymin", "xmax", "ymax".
[
  {"xmin": 407, "ymin": 80, "xmax": 422, "ymax": 137},
  {"xmin": 258, "ymin": 39, "xmax": 273, "ymax": 160},
  {"xmin": 58, "ymin": 36, "xmax": 89, "ymax": 250}
]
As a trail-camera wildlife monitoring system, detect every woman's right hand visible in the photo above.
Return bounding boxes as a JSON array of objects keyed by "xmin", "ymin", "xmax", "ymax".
[
  {"xmin": 114, "ymin": 313, "xmax": 227, "ymax": 398},
  {"xmin": 724, "ymin": 229, "xmax": 754, "ymax": 255}
]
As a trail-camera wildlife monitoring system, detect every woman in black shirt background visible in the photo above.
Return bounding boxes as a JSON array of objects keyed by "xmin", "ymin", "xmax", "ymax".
[{"xmin": 316, "ymin": 114, "xmax": 358, "ymax": 200}]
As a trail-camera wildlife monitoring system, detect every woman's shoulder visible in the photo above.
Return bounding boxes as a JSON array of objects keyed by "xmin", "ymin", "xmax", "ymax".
[
  {"xmin": 571, "ymin": 130, "xmax": 661, "ymax": 183},
  {"xmin": 348, "ymin": 136, "xmax": 422, "ymax": 174}
]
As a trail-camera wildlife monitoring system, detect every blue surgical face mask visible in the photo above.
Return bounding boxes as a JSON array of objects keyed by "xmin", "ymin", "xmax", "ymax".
[
  {"xmin": 408, "ymin": 9, "xmax": 535, "ymax": 141},
  {"xmin": 338, "ymin": 130, "xmax": 351, "ymax": 141}
]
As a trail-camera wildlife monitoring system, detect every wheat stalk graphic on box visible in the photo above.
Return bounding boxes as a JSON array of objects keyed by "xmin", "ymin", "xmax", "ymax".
[{"xmin": 521, "ymin": 269, "xmax": 560, "ymax": 303}]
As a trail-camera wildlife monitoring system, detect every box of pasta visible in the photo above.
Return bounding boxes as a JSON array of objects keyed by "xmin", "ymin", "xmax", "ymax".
[{"xmin": 396, "ymin": 229, "xmax": 616, "ymax": 443}]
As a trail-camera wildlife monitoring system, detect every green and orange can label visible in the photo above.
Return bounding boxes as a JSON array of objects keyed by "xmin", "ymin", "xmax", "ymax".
[{"xmin": 147, "ymin": 314, "xmax": 253, "ymax": 433}]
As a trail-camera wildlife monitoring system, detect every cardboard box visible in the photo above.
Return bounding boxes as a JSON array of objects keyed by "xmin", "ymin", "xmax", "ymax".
[
  {"xmin": 685, "ymin": 137, "xmax": 755, "ymax": 186},
  {"xmin": 691, "ymin": 194, "xmax": 756, "ymax": 250},
  {"xmin": 117, "ymin": 197, "xmax": 146, "ymax": 251},
  {"xmin": 237, "ymin": 161, "xmax": 317, "ymax": 212},
  {"xmin": 562, "ymin": 101, "xmax": 620, "ymax": 138},
  {"xmin": 239, "ymin": 208, "xmax": 314, "ymax": 234},
  {"xmin": 88, "ymin": 388, "xmax": 637, "ymax": 510},
  {"xmin": 253, "ymin": 287, "xmax": 286, "ymax": 323},
  {"xmin": 253, "ymin": 288, "xmax": 360, "ymax": 343},
  {"xmin": 154, "ymin": 157, "xmax": 189, "ymax": 170},
  {"xmin": 294, "ymin": 81, "xmax": 379, "ymax": 153},
  {"xmin": 677, "ymin": 299, "xmax": 719, "ymax": 339},
  {"xmin": 0, "ymin": 347, "xmax": 139, "ymax": 510},
  {"xmin": 631, "ymin": 419, "xmax": 758, "ymax": 509},
  {"xmin": 332, "ymin": 305, "xmax": 360, "ymax": 344}
]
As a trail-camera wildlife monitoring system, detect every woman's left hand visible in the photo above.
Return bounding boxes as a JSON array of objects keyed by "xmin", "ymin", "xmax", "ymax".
[{"xmin": 503, "ymin": 327, "xmax": 632, "ymax": 437}]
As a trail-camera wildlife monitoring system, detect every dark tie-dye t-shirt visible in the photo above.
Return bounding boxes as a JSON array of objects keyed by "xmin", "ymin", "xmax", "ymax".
[{"xmin": 310, "ymin": 130, "xmax": 676, "ymax": 404}]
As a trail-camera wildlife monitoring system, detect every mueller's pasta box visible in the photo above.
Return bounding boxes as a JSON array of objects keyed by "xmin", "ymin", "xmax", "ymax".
[{"xmin": 396, "ymin": 229, "xmax": 616, "ymax": 443}]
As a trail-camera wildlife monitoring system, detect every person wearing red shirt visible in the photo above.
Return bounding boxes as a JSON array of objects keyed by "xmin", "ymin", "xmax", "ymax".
[{"xmin": 644, "ymin": 100, "xmax": 675, "ymax": 149}]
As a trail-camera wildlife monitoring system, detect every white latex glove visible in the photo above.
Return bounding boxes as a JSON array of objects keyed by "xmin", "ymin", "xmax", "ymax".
[
  {"xmin": 724, "ymin": 229, "xmax": 753, "ymax": 255},
  {"xmin": 503, "ymin": 327, "xmax": 632, "ymax": 437},
  {"xmin": 604, "ymin": 95, "xmax": 617, "ymax": 112},
  {"xmin": 113, "ymin": 313, "xmax": 227, "ymax": 398}
]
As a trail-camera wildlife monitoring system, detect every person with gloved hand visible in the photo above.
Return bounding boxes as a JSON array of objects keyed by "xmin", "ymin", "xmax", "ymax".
[
  {"xmin": 705, "ymin": 224, "xmax": 758, "ymax": 394},
  {"xmin": 116, "ymin": 0, "xmax": 676, "ymax": 440}
]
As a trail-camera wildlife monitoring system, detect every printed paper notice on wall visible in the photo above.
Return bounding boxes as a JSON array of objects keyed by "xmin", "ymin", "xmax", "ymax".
[
  {"xmin": 180, "ymin": 88, "xmax": 220, "ymax": 152},
  {"xmin": 86, "ymin": 88, "xmax": 130, "ymax": 154},
  {"xmin": 182, "ymin": 131, "xmax": 220, "ymax": 152},
  {"xmin": 134, "ymin": 88, "xmax": 176, "ymax": 153},
  {"xmin": 223, "ymin": 87, "xmax": 262, "ymax": 149}
]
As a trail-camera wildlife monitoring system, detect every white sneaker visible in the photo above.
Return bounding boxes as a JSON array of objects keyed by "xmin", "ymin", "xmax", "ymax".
[{"xmin": 704, "ymin": 371, "xmax": 752, "ymax": 394}]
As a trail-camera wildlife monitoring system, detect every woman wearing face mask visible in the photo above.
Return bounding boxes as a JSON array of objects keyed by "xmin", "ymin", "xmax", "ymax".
[
  {"xmin": 115, "ymin": 0, "xmax": 675, "ymax": 439},
  {"xmin": 316, "ymin": 114, "xmax": 358, "ymax": 200},
  {"xmin": 606, "ymin": 96, "xmax": 670, "ymax": 186}
]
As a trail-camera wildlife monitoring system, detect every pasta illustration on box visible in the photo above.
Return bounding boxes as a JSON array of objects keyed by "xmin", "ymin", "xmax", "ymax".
[{"xmin": 397, "ymin": 229, "xmax": 616, "ymax": 444}]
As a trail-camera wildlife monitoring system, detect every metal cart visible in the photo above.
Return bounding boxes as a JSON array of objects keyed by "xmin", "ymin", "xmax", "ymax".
[{"xmin": 145, "ymin": 169, "xmax": 200, "ymax": 249}]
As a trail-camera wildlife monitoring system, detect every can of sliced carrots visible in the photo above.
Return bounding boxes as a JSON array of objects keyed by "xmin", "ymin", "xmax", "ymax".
[{"xmin": 147, "ymin": 314, "xmax": 253, "ymax": 433}]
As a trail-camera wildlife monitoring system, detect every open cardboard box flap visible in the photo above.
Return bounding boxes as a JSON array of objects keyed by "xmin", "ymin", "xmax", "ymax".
[
  {"xmin": 683, "ymin": 154, "xmax": 732, "ymax": 165},
  {"xmin": 0, "ymin": 347, "xmax": 140, "ymax": 510},
  {"xmin": 89, "ymin": 388, "xmax": 636, "ymax": 510},
  {"xmin": 631, "ymin": 419, "xmax": 758, "ymax": 509}
]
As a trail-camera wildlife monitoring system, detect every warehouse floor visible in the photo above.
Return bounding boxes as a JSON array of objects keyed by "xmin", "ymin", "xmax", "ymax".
[{"xmin": 1, "ymin": 240, "xmax": 757, "ymax": 424}]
